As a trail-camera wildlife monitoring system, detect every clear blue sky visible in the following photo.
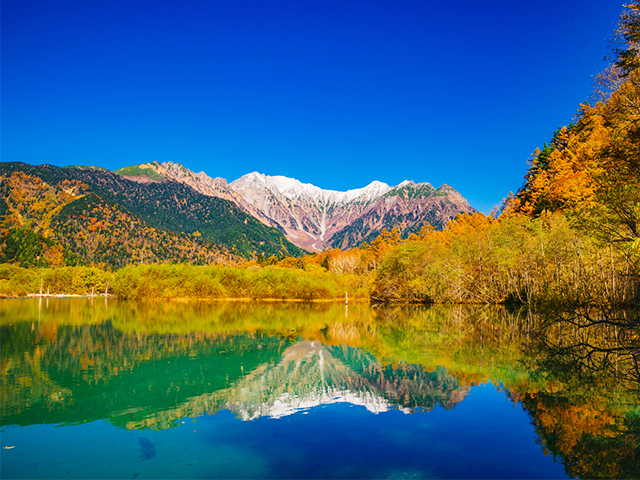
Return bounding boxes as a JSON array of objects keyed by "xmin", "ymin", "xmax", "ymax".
[{"xmin": 2, "ymin": 0, "xmax": 624, "ymax": 213}]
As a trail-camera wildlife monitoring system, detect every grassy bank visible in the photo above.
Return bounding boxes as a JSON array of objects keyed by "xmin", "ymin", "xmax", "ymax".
[{"xmin": 0, "ymin": 262, "xmax": 372, "ymax": 301}]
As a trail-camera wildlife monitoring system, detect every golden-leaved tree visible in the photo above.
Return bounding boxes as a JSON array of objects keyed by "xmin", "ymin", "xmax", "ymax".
[{"xmin": 513, "ymin": 2, "xmax": 640, "ymax": 252}]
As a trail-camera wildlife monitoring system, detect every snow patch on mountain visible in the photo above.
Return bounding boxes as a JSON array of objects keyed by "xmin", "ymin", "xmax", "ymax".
[{"xmin": 229, "ymin": 172, "xmax": 394, "ymax": 207}]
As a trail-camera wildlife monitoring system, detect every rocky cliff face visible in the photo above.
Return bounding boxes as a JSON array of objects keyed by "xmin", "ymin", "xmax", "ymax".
[
  {"xmin": 228, "ymin": 172, "xmax": 397, "ymax": 251},
  {"xmin": 227, "ymin": 173, "xmax": 475, "ymax": 251},
  {"xmin": 116, "ymin": 162, "xmax": 476, "ymax": 252},
  {"xmin": 328, "ymin": 182, "xmax": 476, "ymax": 249}
]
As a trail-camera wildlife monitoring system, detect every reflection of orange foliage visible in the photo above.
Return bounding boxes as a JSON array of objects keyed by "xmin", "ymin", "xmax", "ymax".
[
  {"xmin": 531, "ymin": 395, "xmax": 616, "ymax": 452},
  {"xmin": 40, "ymin": 322, "xmax": 60, "ymax": 342},
  {"xmin": 325, "ymin": 322, "xmax": 362, "ymax": 347},
  {"xmin": 517, "ymin": 390, "xmax": 638, "ymax": 478}
]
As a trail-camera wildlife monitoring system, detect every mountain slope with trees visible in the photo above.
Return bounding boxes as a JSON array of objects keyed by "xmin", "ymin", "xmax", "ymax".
[
  {"xmin": 0, "ymin": 163, "xmax": 305, "ymax": 266},
  {"xmin": 0, "ymin": 171, "xmax": 237, "ymax": 268}
]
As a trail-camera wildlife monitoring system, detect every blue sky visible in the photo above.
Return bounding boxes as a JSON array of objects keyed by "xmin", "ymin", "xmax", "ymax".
[{"xmin": 2, "ymin": 0, "xmax": 624, "ymax": 213}]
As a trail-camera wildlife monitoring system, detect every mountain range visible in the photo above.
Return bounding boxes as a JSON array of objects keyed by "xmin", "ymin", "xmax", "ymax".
[
  {"xmin": 115, "ymin": 161, "xmax": 475, "ymax": 252},
  {"xmin": 1, "ymin": 161, "xmax": 475, "ymax": 266}
]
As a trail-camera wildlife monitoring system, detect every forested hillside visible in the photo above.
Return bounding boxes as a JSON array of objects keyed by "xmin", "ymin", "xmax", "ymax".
[
  {"xmin": 0, "ymin": 171, "xmax": 236, "ymax": 268},
  {"xmin": 0, "ymin": 163, "xmax": 305, "ymax": 267},
  {"xmin": 53, "ymin": 193, "xmax": 231, "ymax": 268}
]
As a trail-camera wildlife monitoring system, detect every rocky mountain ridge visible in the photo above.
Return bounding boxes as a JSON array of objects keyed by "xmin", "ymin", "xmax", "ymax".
[{"xmin": 115, "ymin": 162, "xmax": 476, "ymax": 251}]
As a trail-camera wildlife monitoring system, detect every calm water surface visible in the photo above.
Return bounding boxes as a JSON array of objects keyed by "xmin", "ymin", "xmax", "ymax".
[{"xmin": 1, "ymin": 299, "xmax": 638, "ymax": 479}]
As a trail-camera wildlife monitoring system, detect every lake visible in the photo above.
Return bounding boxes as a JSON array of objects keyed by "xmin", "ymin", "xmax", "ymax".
[{"xmin": 1, "ymin": 299, "xmax": 638, "ymax": 479}]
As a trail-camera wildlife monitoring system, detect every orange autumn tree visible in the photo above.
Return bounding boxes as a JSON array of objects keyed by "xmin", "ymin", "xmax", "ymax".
[
  {"xmin": 513, "ymin": 2, "xmax": 640, "ymax": 250},
  {"xmin": 360, "ymin": 227, "xmax": 403, "ymax": 270},
  {"xmin": 514, "ymin": 105, "xmax": 610, "ymax": 217}
]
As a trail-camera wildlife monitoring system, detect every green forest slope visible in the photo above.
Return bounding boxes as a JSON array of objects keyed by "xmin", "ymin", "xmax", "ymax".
[{"xmin": 0, "ymin": 163, "xmax": 305, "ymax": 268}]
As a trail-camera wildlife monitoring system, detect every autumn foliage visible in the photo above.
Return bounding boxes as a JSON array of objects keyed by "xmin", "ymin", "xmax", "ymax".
[{"xmin": 0, "ymin": 172, "xmax": 237, "ymax": 269}]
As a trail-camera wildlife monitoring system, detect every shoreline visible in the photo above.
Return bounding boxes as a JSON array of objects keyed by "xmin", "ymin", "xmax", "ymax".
[
  {"xmin": 6, "ymin": 295, "xmax": 366, "ymax": 302},
  {"xmin": 25, "ymin": 293, "xmax": 117, "ymax": 299}
]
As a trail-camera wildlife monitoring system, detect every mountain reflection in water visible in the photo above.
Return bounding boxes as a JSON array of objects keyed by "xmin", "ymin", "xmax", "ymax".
[
  {"xmin": 1, "ymin": 304, "xmax": 468, "ymax": 429},
  {"xmin": 220, "ymin": 340, "xmax": 469, "ymax": 421},
  {"xmin": 1, "ymin": 299, "xmax": 638, "ymax": 479}
]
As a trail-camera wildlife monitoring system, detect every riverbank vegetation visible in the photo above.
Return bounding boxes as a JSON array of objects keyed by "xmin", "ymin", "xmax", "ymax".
[{"xmin": 0, "ymin": 257, "xmax": 373, "ymax": 301}]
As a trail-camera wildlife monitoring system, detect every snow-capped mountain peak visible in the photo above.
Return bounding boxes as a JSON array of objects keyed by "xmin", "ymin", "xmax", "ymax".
[{"xmin": 230, "ymin": 172, "xmax": 392, "ymax": 206}]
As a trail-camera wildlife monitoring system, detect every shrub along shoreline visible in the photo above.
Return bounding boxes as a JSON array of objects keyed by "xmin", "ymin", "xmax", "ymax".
[{"xmin": 0, "ymin": 263, "xmax": 372, "ymax": 302}]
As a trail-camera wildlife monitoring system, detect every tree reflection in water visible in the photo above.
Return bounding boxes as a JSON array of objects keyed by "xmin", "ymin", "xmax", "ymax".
[
  {"xmin": 1, "ymin": 299, "xmax": 638, "ymax": 478},
  {"xmin": 519, "ymin": 306, "xmax": 640, "ymax": 478}
]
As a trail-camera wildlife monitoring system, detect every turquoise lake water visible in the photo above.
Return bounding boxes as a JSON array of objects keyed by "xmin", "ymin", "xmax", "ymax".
[{"xmin": 1, "ymin": 299, "xmax": 637, "ymax": 478}]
